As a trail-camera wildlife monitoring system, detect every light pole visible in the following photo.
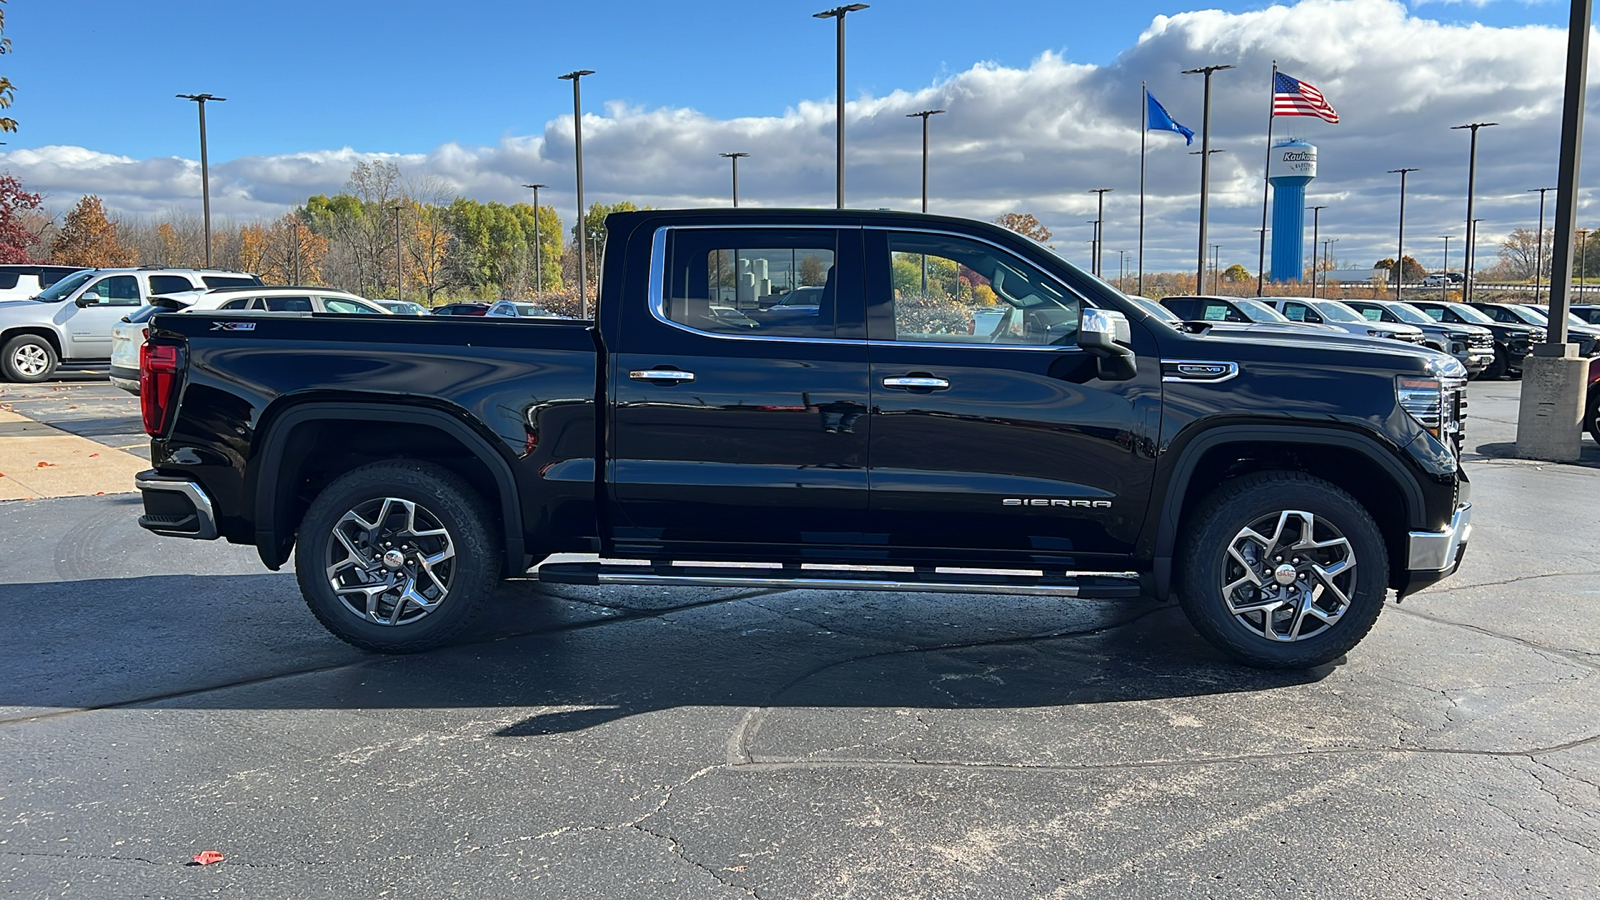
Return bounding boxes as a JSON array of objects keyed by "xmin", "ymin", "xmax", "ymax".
[
  {"xmin": 559, "ymin": 70, "xmax": 595, "ymax": 316},
  {"xmin": 1579, "ymin": 227, "xmax": 1589, "ymax": 290},
  {"xmin": 522, "ymin": 183, "xmax": 547, "ymax": 295},
  {"xmin": 1117, "ymin": 250, "xmax": 1130, "ymax": 289},
  {"xmin": 1210, "ymin": 243, "xmax": 1222, "ymax": 293},
  {"xmin": 389, "ymin": 204, "xmax": 404, "ymax": 302},
  {"xmin": 815, "ymin": 4, "xmax": 869, "ymax": 210},
  {"xmin": 1528, "ymin": 186, "xmax": 1557, "ymax": 304},
  {"xmin": 1182, "ymin": 64, "xmax": 1235, "ymax": 291},
  {"xmin": 1388, "ymin": 168, "xmax": 1419, "ymax": 301},
  {"xmin": 1452, "ymin": 122, "xmax": 1498, "ymax": 304},
  {"xmin": 1322, "ymin": 238, "xmax": 1338, "ymax": 297},
  {"xmin": 1440, "ymin": 235, "xmax": 1452, "ymax": 302},
  {"xmin": 1307, "ymin": 205, "xmax": 1326, "ymax": 295},
  {"xmin": 720, "ymin": 152, "xmax": 749, "ymax": 207},
  {"xmin": 906, "ymin": 109, "xmax": 944, "ymax": 213},
  {"xmin": 176, "ymin": 93, "xmax": 226, "ymax": 267},
  {"xmin": 1089, "ymin": 188, "xmax": 1113, "ymax": 277}
]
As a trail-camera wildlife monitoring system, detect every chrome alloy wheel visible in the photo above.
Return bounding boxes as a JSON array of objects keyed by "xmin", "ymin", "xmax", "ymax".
[
  {"xmin": 1219, "ymin": 509, "xmax": 1356, "ymax": 642},
  {"xmin": 324, "ymin": 497, "xmax": 456, "ymax": 626},
  {"xmin": 11, "ymin": 343, "xmax": 48, "ymax": 377}
]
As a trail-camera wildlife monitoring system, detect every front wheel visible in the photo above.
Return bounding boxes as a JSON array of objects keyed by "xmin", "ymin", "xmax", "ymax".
[
  {"xmin": 2, "ymin": 334, "xmax": 58, "ymax": 383},
  {"xmin": 295, "ymin": 460, "xmax": 501, "ymax": 653},
  {"xmin": 1178, "ymin": 471, "xmax": 1389, "ymax": 670}
]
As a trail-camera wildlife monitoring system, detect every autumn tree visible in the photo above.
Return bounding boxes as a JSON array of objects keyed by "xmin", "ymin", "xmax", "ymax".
[
  {"xmin": 0, "ymin": 172, "xmax": 41, "ymax": 263},
  {"xmin": 1374, "ymin": 256, "xmax": 1427, "ymax": 284},
  {"xmin": 993, "ymin": 213, "xmax": 1052, "ymax": 243},
  {"xmin": 407, "ymin": 200, "xmax": 451, "ymax": 302},
  {"xmin": 0, "ymin": 1, "xmax": 16, "ymax": 133},
  {"xmin": 1496, "ymin": 228, "xmax": 1551, "ymax": 281},
  {"xmin": 51, "ymin": 196, "xmax": 135, "ymax": 267},
  {"xmin": 1222, "ymin": 263, "xmax": 1251, "ymax": 283}
]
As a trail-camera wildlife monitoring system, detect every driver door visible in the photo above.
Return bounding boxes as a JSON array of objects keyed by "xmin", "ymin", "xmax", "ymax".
[{"xmin": 63, "ymin": 273, "xmax": 144, "ymax": 360}]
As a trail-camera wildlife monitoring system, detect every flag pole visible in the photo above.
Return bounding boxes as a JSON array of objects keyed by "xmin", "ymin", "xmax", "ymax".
[
  {"xmin": 1256, "ymin": 60, "xmax": 1277, "ymax": 296},
  {"xmin": 1139, "ymin": 81, "xmax": 1147, "ymax": 296}
]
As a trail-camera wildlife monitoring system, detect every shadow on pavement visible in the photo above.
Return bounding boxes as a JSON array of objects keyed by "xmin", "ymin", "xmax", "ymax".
[{"xmin": 1472, "ymin": 439, "xmax": 1600, "ymax": 469}]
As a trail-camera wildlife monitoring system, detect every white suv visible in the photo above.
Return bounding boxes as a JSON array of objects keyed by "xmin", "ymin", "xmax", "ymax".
[
  {"xmin": 109, "ymin": 286, "xmax": 391, "ymax": 393},
  {"xmin": 0, "ymin": 267, "xmax": 261, "ymax": 382},
  {"xmin": 0, "ymin": 265, "xmax": 89, "ymax": 303}
]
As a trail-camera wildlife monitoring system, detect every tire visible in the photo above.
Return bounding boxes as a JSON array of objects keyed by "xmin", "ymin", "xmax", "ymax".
[
  {"xmin": 1481, "ymin": 347, "xmax": 1507, "ymax": 380},
  {"xmin": 1177, "ymin": 471, "xmax": 1389, "ymax": 670},
  {"xmin": 295, "ymin": 460, "xmax": 501, "ymax": 653},
  {"xmin": 2, "ymin": 334, "xmax": 58, "ymax": 383},
  {"xmin": 1586, "ymin": 390, "xmax": 1600, "ymax": 446}
]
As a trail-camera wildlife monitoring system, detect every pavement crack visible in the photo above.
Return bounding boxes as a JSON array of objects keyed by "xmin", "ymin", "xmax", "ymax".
[
  {"xmin": 627, "ymin": 822, "xmax": 763, "ymax": 898},
  {"xmin": 1386, "ymin": 601, "xmax": 1600, "ymax": 671}
]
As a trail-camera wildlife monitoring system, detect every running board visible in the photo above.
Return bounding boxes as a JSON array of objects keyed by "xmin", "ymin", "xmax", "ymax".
[{"xmin": 536, "ymin": 562, "xmax": 1144, "ymax": 599}]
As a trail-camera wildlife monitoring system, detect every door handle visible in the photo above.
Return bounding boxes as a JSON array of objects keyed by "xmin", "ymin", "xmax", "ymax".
[
  {"xmin": 629, "ymin": 369, "xmax": 696, "ymax": 383},
  {"xmin": 881, "ymin": 376, "xmax": 950, "ymax": 390}
]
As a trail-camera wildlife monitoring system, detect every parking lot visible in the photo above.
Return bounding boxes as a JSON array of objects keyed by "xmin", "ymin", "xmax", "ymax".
[{"xmin": 1, "ymin": 377, "xmax": 1597, "ymax": 898}]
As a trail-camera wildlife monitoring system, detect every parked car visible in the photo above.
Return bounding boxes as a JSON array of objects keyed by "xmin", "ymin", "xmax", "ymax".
[
  {"xmin": 1343, "ymin": 299, "xmax": 1496, "ymax": 377},
  {"xmin": 485, "ymin": 301, "xmax": 559, "ymax": 319},
  {"xmin": 1262, "ymin": 297, "xmax": 1426, "ymax": 344},
  {"xmin": 757, "ymin": 285, "xmax": 825, "ymax": 310},
  {"xmin": 1571, "ymin": 304, "xmax": 1600, "ymax": 325},
  {"xmin": 1588, "ymin": 356, "xmax": 1600, "ymax": 445},
  {"xmin": 0, "ymin": 264, "xmax": 87, "ymax": 302},
  {"xmin": 1467, "ymin": 302, "xmax": 1600, "ymax": 357},
  {"xmin": 376, "ymin": 299, "xmax": 431, "ymax": 315},
  {"xmin": 1160, "ymin": 295, "xmax": 1344, "ymax": 335},
  {"xmin": 109, "ymin": 287, "xmax": 390, "ymax": 393},
  {"xmin": 0, "ymin": 266, "xmax": 262, "ymax": 383},
  {"xmin": 135, "ymin": 207, "xmax": 1472, "ymax": 670},
  {"xmin": 1408, "ymin": 300, "xmax": 1538, "ymax": 380},
  {"xmin": 431, "ymin": 302, "xmax": 491, "ymax": 316},
  {"xmin": 1419, "ymin": 273, "xmax": 1463, "ymax": 288}
]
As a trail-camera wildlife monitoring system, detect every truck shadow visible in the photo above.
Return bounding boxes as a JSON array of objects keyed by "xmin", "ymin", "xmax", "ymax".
[{"xmin": 0, "ymin": 573, "xmax": 1329, "ymax": 731}]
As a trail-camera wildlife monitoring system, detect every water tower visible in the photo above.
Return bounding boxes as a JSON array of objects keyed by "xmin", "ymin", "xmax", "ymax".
[{"xmin": 1268, "ymin": 140, "xmax": 1317, "ymax": 282}]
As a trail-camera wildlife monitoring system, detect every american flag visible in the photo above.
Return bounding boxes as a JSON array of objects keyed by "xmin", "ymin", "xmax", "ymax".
[{"xmin": 1273, "ymin": 71, "xmax": 1339, "ymax": 123}]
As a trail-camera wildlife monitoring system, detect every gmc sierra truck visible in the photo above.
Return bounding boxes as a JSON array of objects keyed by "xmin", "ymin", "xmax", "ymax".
[{"xmin": 134, "ymin": 209, "xmax": 1473, "ymax": 669}]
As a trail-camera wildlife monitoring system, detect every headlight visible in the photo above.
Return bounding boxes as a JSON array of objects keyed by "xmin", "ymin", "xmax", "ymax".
[
  {"xmin": 1399, "ymin": 360, "xmax": 1467, "ymax": 440},
  {"xmin": 1367, "ymin": 329, "xmax": 1388, "ymax": 338}
]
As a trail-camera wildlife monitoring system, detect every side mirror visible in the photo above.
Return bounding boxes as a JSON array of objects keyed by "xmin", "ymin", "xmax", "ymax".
[
  {"xmin": 75, "ymin": 292, "xmax": 102, "ymax": 307},
  {"xmin": 1078, "ymin": 307, "xmax": 1136, "ymax": 381}
]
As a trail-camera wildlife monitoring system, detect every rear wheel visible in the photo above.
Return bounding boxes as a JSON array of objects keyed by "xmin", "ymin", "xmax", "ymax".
[
  {"xmin": 2, "ymin": 334, "xmax": 57, "ymax": 383},
  {"xmin": 1178, "ymin": 471, "xmax": 1389, "ymax": 669},
  {"xmin": 295, "ymin": 460, "xmax": 500, "ymax": 653},
  {"xmin": 1586, "ymin": 390, "xmax": 1600, "ymax": 445}
]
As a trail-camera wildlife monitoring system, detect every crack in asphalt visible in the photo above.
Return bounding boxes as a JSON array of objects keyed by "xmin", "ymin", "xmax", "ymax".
[{"xmin": 1386, "ymin": 598, "xmax": 1600, "ymax": 671}]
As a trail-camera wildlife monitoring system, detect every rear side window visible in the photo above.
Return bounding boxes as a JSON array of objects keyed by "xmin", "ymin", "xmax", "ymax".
[
  {"xmin": 219, "ymin": 298, "xmax": 259, "ymax": 310},
  {"xmin": 0, "ymin": 273, "xmax": 19, "ymax": 289},
  {"xmin": 264, "ymin": 296, "xmax": 313, "ymax": 312},
  {"xmin": 661, "ymin": 228, "xmax": 839, "ymax": 338},
  {"xmin": 322, "ymin": 297, "xmax": 376, "ymax": 314},
  {"xmin": 202, "ymin": 275, "xmax": 263, "ymax": 288},
  {"xmin": 149, "ymin": 275, "xmax": 197, "ymax": 294}
]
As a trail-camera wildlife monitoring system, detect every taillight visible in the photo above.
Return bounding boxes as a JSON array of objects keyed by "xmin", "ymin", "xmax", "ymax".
[{"xmin": 140, "ymin": 342, "xmax": 183, "ymax": 435}]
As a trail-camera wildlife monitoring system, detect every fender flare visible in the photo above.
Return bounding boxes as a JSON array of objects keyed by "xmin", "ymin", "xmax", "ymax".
[
  {"xmin": 251, "ymin": 401, "xmax": 525, "ymax": 575},
  {"xmin": 1148, "ymin": 424, "xmax": 1424, "ymax": 599}
]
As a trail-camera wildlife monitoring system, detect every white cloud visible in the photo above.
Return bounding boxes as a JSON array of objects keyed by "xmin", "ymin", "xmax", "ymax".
[{"xmin": 3, "ymin": 0, "xmax": 1593, "ymax": 274}]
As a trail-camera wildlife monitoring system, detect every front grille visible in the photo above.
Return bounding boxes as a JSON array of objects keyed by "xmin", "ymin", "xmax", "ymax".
[{"xmin": 1469, "ymin": 333, "xmax": 1493, "ymax": 349}]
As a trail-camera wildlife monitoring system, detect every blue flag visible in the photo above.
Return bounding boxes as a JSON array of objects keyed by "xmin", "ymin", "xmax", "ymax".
[{"xmin": 1146, "ymin": 91, "xmax": 1194, "ymax": 145}]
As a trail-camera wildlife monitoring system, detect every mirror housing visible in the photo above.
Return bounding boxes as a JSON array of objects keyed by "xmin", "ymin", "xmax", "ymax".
[
  {"xmin": 75, "ymin": 292, "xmax": 102, "ymax": 308},
  {"xmin": 1078, "ymin": 307, "xmax": 1136, "ymax": 380}
]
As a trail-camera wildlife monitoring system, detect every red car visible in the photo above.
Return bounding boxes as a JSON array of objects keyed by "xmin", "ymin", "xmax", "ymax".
[{"xmin": 1587, "ymin": 356, "xmax": 1600, "ymax": 444}]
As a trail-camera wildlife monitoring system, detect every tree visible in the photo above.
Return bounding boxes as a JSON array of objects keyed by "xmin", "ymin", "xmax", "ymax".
[
  {"xmin": 0, "ymin": 172, "xmax": 41, "ymax": 263},
  {"xmin": 51, "ymin": 196, "xmax": 135, "ymax": 267},
  {"xmin": 993, "ymin": 213, "xmax": 1052, "ymax": 243},
  {"xmin": 0, "ymin": 1, "xmax": 17, "ymax": 133},
  {"xmin": 1222, "ymin": 264, "xmax": 1251, "ymax": 283},
  {"xmin": 1497, "ymin": 228, "xmax": 1551, "ymax": 281},
  {"xmin": 1374, "ymin": 256, "xmax": 1426, "ymax": 284}
]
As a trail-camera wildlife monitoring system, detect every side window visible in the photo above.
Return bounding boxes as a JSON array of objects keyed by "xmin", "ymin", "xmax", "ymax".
[
  {"xmin": 662, "ymin": 228, "xmax": 838, "ymax": 338},
  {"xmin": 1201, "ymin": 302, "xmax": 1233, "ymax": 322},
  {"xmin": 1420, "ymin": 307, "xmax": 1445, "ymax": 322},
  {"xmin": 883, "ymin": 231, "xmax": 1077, "ymax": 346},
  {"xmin": 323, "ymin": 297, "xmax": 376, "ymax": 314},
  {"xmin": 149, "ymin": 275, "xmax": 197, "ymax": 295},
  {"xmin": 1359, "ymin": 308, "xmax": 1383, "ymax": 322},
  {"xmin": 219, "ymin": 298, "xmax": 255, "ymax": 310},
  {"xmin": 91, "ymin": 275, "xmax": 143, "ymax": 306},
  {"xmin": 264, "ymin": 296, "xmax": 313, "ymax": 312},
  {"xmin": 0, "ymin": 273, "xmax": 18, "ymax": 289},
  {"xmin": 1282, "ymin": 303, "xmax": 1308, "ymax": 322},
  {"xmin": 1163, "ymin": 299, "xmax": 1195, "ymax": 319},
  {"xmin": 202, "ymin": 275, "xmax": 262, "ymax": 289}
]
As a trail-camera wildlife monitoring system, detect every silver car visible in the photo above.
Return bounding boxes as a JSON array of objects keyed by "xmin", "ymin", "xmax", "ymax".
[{"xmin": 1263, "ymin": 297, "xmax": 1426, "ymax": 344}]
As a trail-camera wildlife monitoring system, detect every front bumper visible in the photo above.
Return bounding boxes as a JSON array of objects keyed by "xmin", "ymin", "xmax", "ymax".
[
  {"xmin": 1396, "ymin": 502, "xmax": 1472, "ymax": 598},
  {"xmin": 135, "ymin": 470, "xmax": 218, "ymax": 540}
]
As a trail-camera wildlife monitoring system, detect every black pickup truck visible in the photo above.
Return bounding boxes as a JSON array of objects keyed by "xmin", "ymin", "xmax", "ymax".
[{"xmin": 134, "ymin": 208, "xmax": 1472, "ymax": 669}]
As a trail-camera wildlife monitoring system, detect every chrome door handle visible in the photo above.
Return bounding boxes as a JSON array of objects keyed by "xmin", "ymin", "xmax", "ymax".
[
  {"xmin": 629, "ymin": 369, "xmax": 696, "ymax": 383},
  {"xmin": 881, "ymin": 376, "xmax": 949, "ymax": 390}
]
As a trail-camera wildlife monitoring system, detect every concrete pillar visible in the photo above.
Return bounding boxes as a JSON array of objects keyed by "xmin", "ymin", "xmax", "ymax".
[{"xmin": 1514, "ymin": 344, "xmax": 1588, "ymax": 461}]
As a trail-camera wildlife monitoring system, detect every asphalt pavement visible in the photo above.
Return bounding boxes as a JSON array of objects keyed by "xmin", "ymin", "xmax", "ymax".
[{"xmin": 0, "ymin": 378, "xmax": 1596, "ymax": 898}]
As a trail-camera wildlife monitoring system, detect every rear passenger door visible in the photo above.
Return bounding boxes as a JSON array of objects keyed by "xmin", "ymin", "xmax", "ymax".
[{"xmin": 608, "ymin": 225, "xmax": 870, "ymax": 554}]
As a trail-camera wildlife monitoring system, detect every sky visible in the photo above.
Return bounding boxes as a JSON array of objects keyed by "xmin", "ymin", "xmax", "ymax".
[{"xmin": 2, "ymin": 0, "xmax": 1592, "ymax": 275}]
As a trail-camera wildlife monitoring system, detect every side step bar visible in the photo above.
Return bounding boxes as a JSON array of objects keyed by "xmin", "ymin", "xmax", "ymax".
[{"xmin": 537, "ymin": 562, "xmax": 1144, "ymax": 599}]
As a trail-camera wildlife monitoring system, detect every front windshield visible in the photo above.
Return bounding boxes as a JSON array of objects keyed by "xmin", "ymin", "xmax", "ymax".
[
  {"xmin": 35, "ymin": 270, "xmax": 93, "ymax": 302},
  {"xmin": 1126, "ymin": 295, "xmax": 1181, "ymax": 325},
  {"xmin": 1312, "ymin": 300, "xmax": 1367, "ymax": 323},
  {"xmin": 1506, "ymin": 306, "xmax": 1547, "ymax": 325},
  {"xmin": 1235, "ymin": 298, "xmax": 1292, "ymax": 323},
  {"xmin": 1385, "ymin": 303, "xmax": 1436, "ymax": 325},
  {"xmin": 1446, "ymin": 303, "xmax": 1498, "ymax": 326}
]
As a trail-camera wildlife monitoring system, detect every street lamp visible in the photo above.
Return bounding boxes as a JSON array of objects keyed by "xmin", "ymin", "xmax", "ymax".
[
  {"xmin": 1307, "ymin": 205, "xmax": 1327, "ymax": 296},
  {"xmin": 521, "ymin": 183, "xmax": 547, "ymax": 295},
  {"xmin": 1117, "ymin": 249, "xmax": 1130, "ymax": 288},
  {"xmin": 559, "ymin": 70, "xmax": 595, "ymax": 316},
  {"xmin": 1182, "ymin": 64, "xmax": 1234, "ymax": 291},
  {"xmin": 1209, "ymin": 243, "xmax": 1222, "ymax": 293},
  {"xmin": 906, "ymin": 109, "xmax": 944, "ymax": 213},
  {"xmin": 1579, "ymin": 227, "xmax": 1589, "ymax": 290},
  {"xmin": 388, "ymin": 204, "xmax": 404, "ymax": 303},
  {"xmin": 1089, "ymin": 189, "xmax": 1113, "ymax": 277},
  {"xmin": 1388, "ymin": 168, "xmax": 1419, "ymax": 301},
  {"xmin": 1528, "ymin": 186, "xmax": 1557, "ymax": 305},
  {"xmin": 1322, "ymin": 238, "xmax": 1338, "ymax": 296},
  {"xmin": 815, "ymin": 4, "xmax": 869, "ymax": 210},
  {"xmin": 1452, "ymin": 122, "xmax": 1498, "ymax": 304},
  {"xmin": 720, "ymin": 152, "xmax": 749, "ymax": 207},
  {"xmin": 176, "ymin": 93, "xmax": 226, "ymax": 267},
  {"xmin": 1440, "ymin": 235, "xmax": 1452, "ymax": 302}
]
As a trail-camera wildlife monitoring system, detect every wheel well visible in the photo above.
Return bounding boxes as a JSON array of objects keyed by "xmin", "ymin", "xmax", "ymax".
[
  {"xmin": 1177, "ymin": 442, "xmax": 1411, "ymax": 589},
  {"xmin": 1, "ymin": 327, "xmax": 63, "ymax": 356},
  {"xmin": 269, "ymin": 417, "xmax": 507, "ymax": 564}
]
